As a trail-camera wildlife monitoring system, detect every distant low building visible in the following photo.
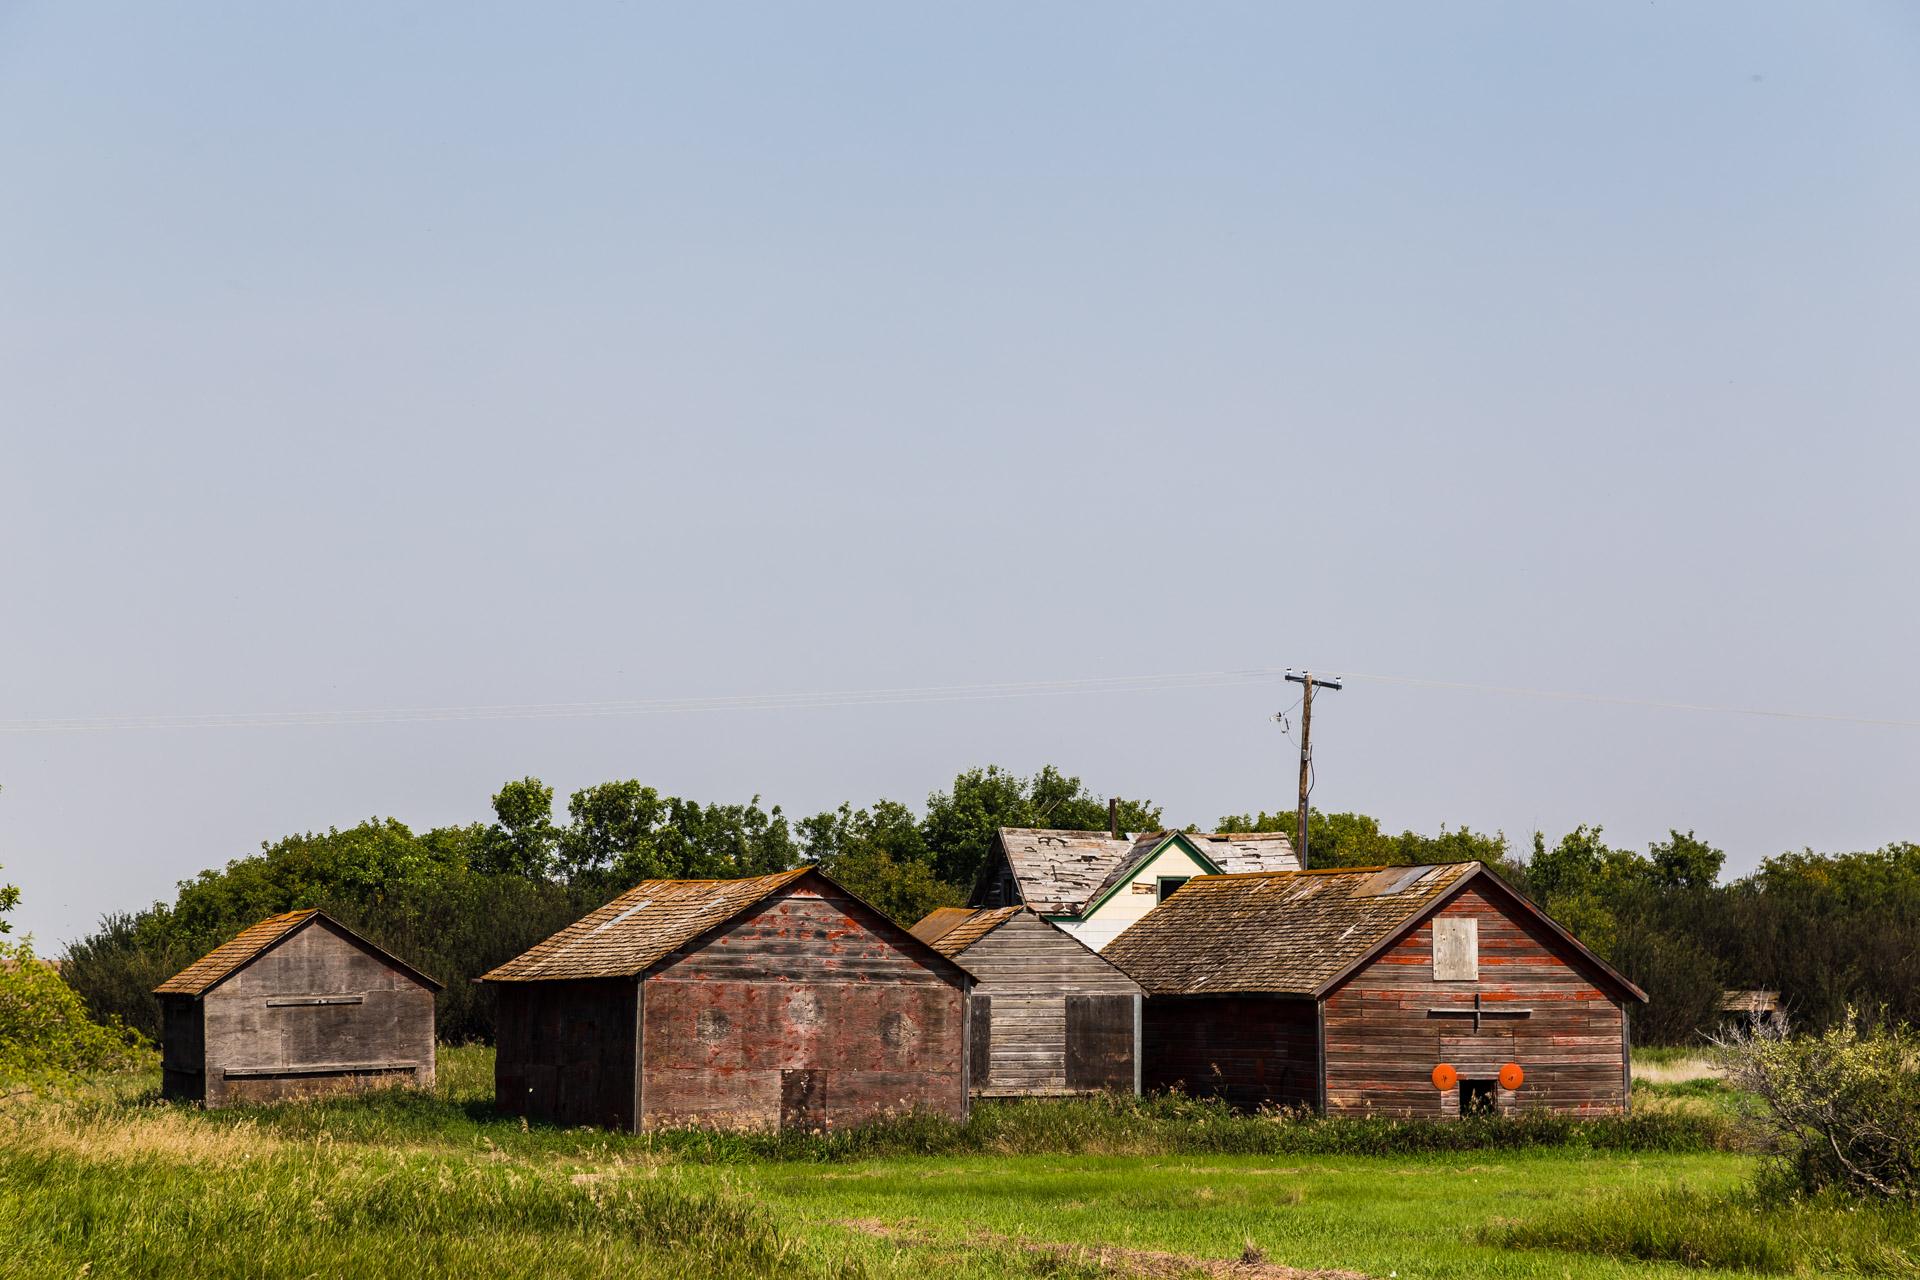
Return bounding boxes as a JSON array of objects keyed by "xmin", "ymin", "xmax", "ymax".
[
  {"xmin": 154, "ymin": 909, "xmax": 441, "ymax": 1107},
  {"xmin": 1104, "ymin": 862, "xmax": 1648, "ymax": 1117},
  {"xmin": 972, "ymin": 827, "xmax": 1298, "ymax": 951},
  {"xmin": 481, "ymin": 868, "xmax": 973, "ymax": 1133},
  {"xmin": 910, "ymin": 906, "xmax": 1144, "ymax": 1096},
  {"xmin": 1720, "ymin": 989, "xmax": 1782, "ymax": 1026}
]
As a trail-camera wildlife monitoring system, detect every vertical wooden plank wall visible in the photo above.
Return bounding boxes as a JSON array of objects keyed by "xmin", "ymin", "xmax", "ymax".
[
  {"xmin": 1321, "ymin": 884, "xmax": 1628, "ymax": 1117},
  {"xmin": 957, "ymin": 914, "xmax": 1142, "ymax": 1095},
  {"xmin": 639, "ymin": 882, "xmax": 967, "ymax": 1132},
  {"xmin": 199, "ymin": 922, "xmax": 436, "ymax": 1107},
  {"xmin": 1139, "ymin": 996, "xmax": 1319, "ymax": 1109},
  {"xmin": 494, "ymin": 978, "xmax": 639, "ymax": 1129}
]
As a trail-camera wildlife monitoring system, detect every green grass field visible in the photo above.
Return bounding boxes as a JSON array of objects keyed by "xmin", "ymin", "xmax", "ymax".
[{"xmin": 2, "ymin": 1046, "xmax": 1912, "ymax": 1279}]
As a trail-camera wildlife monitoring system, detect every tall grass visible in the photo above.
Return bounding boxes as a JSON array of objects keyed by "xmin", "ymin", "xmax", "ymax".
[
  {"xmin": 0, "ymin": 1106, "xmax": 852, "ymax": 1280},
  {"xmin": 134, "ymin": 1046, "xmax": 1738, "ymax": 1165},
  {"xmin": 1485, "ymin": 1185, "xmax": 1920, "ymax": 1275}
]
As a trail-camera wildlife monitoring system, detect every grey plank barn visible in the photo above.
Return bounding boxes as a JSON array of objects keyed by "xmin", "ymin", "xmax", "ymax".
[
  {"xmin": 910, "ymin": 906, "xmax": 1144, "ymax": 1096},
  {"xmin": 154, "ymin": 909, "xmax": 441, "ymax": 1107}
]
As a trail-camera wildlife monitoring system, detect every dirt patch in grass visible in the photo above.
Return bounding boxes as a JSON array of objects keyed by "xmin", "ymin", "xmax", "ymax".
[{"xmin": 833, "ymin": 1215, "xmax": 1372, "ymax": 1279}]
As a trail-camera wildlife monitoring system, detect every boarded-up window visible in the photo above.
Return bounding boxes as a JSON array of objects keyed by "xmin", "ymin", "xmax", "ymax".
[
  {"xmin": 969, "ymin": 995, "xmax": 991, "ymax": 1088},
  {"xmin": 780, "ymin": 1068, "xmax": 826, "ymax": 1132},
  {"xmin": 1433, "ymin": 917, "xmax": 1478, "ymax": 981},
  {"xmin": 1065, "ymin": 994, "xmax": 1135, "ymax": 1091}
]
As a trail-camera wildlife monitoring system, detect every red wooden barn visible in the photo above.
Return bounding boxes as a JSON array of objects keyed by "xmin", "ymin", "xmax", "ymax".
[
  {"xmin": 1103, "ymin": 862, "xmax": 1647, "ymax": 1117},
  {"xmin": 480, "ymin": 868, "xmax": 973, "ymax": 1133}
]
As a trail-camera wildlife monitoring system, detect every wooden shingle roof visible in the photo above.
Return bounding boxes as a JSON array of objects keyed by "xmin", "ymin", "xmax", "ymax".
[
  {"xmin": 995, "ymin": 828, "xmax": 1134, "ymax": 915},
  {"xmin": 908, "ymin": 907, "xmax": 978, "ymax": 948},
  {"xmin": 1104, "ymin": 861, "xmax": 1646, "ymax": 1001},
  {"xmin": 153, "ymin": 909, "xmax": 443, "ymax": 995},
  {"xmin": 908, "ymin": 906, "xmax": 1022, "ymax": 958},
  {"xmin": 480, "ymin": 868, "xmax": 816, "ymax": 982},
  {"xmin": 997, "ymin": 828, "xmax": 1300, "ymax": 917},
  {"xmin": 1188, "ymin": 830, "xmax": 1300, "ymax": 874}
]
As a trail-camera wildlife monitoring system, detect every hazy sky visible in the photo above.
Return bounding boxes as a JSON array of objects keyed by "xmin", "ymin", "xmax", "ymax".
[{"xmin": 3, "ymin": 4, "xmax": 1917, "ymax": 946}]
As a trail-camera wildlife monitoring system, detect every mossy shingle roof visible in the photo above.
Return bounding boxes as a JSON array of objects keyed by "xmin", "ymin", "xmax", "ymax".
[{"xmin": 153, "ymin": 909, "xmax": 442, "ymax": 995}]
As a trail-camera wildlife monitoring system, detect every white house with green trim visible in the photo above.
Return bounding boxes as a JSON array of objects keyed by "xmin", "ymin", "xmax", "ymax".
[{"xmin": 973, "ymin": 827, "xmax": 1299, "ymax": 952}]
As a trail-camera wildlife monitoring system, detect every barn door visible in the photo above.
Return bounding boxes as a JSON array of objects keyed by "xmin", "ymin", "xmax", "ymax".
[
  {"xmin": 970, "ymin": 996, "xmax": 992, "ymax": 1090},
  {"xmin": 1065, "ymin": 995, "xmax": 1135, "ymax": 1092}
]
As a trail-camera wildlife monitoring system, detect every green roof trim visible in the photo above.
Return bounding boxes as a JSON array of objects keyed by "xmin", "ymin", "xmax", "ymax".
[{"xmin": 1067, "ymin": 832, "xmax": 1224, "ymax": 922}]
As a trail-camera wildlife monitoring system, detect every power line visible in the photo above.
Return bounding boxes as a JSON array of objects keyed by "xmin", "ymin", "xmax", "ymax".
[
  {"xmin": 0, "ymin": 669, "xmax": 1293, "ymax": 733},
  {"xmin": 0, "ymin": 666, "xmax": 1914, "ymax": 734},
  {"xmin": 1336, "ymin": 671, "xmax": 1920, "ymax": 731}
]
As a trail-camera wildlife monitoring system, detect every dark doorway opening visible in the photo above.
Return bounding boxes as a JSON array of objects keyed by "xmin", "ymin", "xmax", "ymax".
[{"xmin": 1460, "ymin": 1079, "xmax": 1497, "ymax": 1114}]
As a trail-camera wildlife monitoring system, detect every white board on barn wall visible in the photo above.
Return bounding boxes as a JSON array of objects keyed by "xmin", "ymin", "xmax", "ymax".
[{"xmin": 1432, "ymin": 917, "xmax": 1478, "ymax": 981}]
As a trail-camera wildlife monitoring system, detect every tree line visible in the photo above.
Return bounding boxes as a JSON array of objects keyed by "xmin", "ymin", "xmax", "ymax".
[{"xmin": 56, "ymin": 769, "xmax": 1920, "ymax": 1049}]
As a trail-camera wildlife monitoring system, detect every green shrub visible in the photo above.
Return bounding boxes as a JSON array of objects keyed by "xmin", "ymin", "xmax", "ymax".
[
  {"xmin": 1716, "ymin": 1012, "xmax": 1920, "ymax": 1202},
  {"xmin": 0, "ymin": 937, "xmax": 154, "ymax": 1085}
]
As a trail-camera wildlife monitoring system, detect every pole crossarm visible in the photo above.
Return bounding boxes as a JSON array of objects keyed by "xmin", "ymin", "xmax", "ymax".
[{"xmin": 1281, "ymin": 669, "xmax": 1342, "ymax": 870}]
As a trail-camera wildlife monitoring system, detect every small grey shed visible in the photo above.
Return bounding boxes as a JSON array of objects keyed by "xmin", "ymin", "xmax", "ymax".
[
  {"xmin": 910, "ymin": 906, "xmax": 1144, "ymax": 1096},
  {"xmin": 154, "ymin": 909, "xmax": 441, "ymax": 1107}
]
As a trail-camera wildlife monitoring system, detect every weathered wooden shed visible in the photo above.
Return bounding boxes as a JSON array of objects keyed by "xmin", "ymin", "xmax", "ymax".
[
  {"xmin": 1104, "ymin": 862, "xmax": 1648, "ymax": 1117},
  {"xmin": 154, "ymin": 909, "xmax": 441, "ymax": 1107},
  {"xmin": 480, "ymin": 867, "xmax": 973, "ymax": 1133},
  {"xmin": 910, "ymin": 906, "xmax": 1144, "ymax": 1096}
]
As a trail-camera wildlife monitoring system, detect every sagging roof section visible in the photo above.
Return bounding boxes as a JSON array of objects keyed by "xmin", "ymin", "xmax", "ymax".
[
  {"xmin": 480, "ymin": 868, "xmax": 812, "ymax": 982},
  {"xmin": 994, "ymin": 828, "xmax": 1134, "ymax": 915},
  {"xmin": 908, "ymin": 906, "xmax": 980, "ymax": 948},
  {"xmin": 997, "ymin": 827, "xmax": 1300, "ymax": 917},
  {"xmin": 1189, "ymin": 830, "xmax": 1301, "ymax": 874},
  {"xmin": 909, "ymin": 906, "xmax": 1022, "ymax": 958},
  {"xmin": 1103, "ymin": 861, "xmax": 1646, "ymax": 1002},
  {"xmin": 153, "ymin": 908, "xmax": 443, "ymax": 996}
]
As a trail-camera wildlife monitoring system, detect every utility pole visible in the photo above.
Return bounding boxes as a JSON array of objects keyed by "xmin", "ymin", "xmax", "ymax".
[{"xmin": 1283, "ymin": 670, "xmax": 1343, "ymax": 870}]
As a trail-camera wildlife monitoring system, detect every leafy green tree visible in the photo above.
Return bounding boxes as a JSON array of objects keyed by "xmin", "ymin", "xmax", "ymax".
[
  {"xmin": 1216, "ymin": 809, "xmax": 1511, "ymax": 873},
  {"xmin": 649, "ymin": 796, "xmax": 797, "ymax": 880},
  {"xmin": 1650, "ymin": 829, "xmax": 1725, "ymax": 890},
  {"xmin": 472, "ymin": 777, "xmax": 559, "ymax": 878},
  {"xmin": 559, "ymin": 780, "xmax": 669, "ymax": 881},
  {"xmin": 921, "ymin": 765, "xmax": 1161, "ymax": 889},
  {"xmin": 1526, "ymin": 825, "xmax": 1609, "ymax": 897},
  {"xmin": 799, "ymin": 800, "xmax": 961, "ymax": 926},
  {"xmin": 0, "ymin": 786, "xmax": 16, "ymax": 930},
  {"xmin": 0, "ymin": 848, "xmax": 152, "ymax": 1083},
  {"xmin": 0, "ymin": 934, "xmax": 154, "ymax": 1082}
]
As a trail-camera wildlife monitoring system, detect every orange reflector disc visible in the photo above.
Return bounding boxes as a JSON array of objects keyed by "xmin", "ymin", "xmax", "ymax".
[
  {"xmin": 1431, "ymin": 1064, "xmax": 1457, "ymax": 1090},
  {"xmin": 1499, "ymin": 1063, "xmax": 1524, "ymax": 1090}
]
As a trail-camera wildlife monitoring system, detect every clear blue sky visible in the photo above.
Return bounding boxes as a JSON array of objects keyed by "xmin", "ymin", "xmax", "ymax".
[{"xmin": 3, "ymin": 4, "xmax": 1917, "ymax": 945}]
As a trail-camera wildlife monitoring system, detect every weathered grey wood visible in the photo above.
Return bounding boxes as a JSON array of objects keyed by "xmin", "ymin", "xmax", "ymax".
[
  {"xmin": 164, "ymin": 916, "xmax": 437, "ymax": 1108},
  {"xmin": 948, "ymin": 912, "xmax": 1143, "ymax": 1097},
  {"xmin": 1432, "ymin": 917, "xmax": 1478, "ymax": 980}
]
